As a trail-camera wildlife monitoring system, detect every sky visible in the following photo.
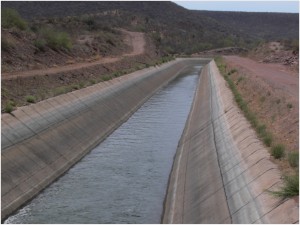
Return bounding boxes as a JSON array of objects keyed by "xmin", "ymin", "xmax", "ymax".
[{"xmin": 173, "ymin": 1, "xmax": 299, "ymax": 13}]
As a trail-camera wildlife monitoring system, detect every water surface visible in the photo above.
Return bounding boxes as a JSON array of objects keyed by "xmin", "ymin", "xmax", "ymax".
[{"xmin": 5, "ymin": 66, "xmax": 201, "ymax": 224}]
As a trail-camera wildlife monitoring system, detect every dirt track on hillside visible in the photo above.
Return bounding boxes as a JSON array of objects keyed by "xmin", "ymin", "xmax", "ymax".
[
  {"xmin": 225, "ymin": 55, "xmax": 298, "ymax": 98},
  {"xmin": 2, "ymin": 30, "xmax": 145, "ymax": 80}
]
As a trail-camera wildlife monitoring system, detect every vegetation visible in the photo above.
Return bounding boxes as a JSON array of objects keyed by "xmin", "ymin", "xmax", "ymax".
[
  {"xmin": 270, "ymin": 175, "xmax": 299, "ymax": 198},
  {"xmin": 1, "ymin": 38, "xmax": 15, "ymax": 52},
  {"xmin": 4, "ymin": 101, "xmax": 15, "ymax": 113},
  {"xmin": 271, "ymin": 144, "xmax": 285, "ymax": 159},
  {"xmin": 37, "ymin": 28, "xmax": 72, "ymax": 51},
  {"xmin": 215, "ymin": 56, "xmax": 298, "ymax": 198},
  {"xmin": 288, "ymin": 152, "xmax": 299, "ymax": 168},
  {"xmin": 2, "ymin": 2, "xmax": 298, "ymax": 56},
  {"xmin": 25, "ymin": 95, "xmax": 36, "ymax": 103},
  {"xmin": 1, "ymin": 8, "xmax": 27, "ymax": 30}
]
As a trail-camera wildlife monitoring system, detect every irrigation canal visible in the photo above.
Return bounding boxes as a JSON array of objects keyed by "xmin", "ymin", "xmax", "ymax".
[{"xmin": 4, "ymin": 66, "xmax": 201, "ymax": 223}]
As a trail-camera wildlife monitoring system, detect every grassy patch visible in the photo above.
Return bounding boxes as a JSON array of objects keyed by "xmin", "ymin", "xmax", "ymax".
[
  {"xmin": 37, "ymin": 28, "xmax": 72, "ymax": 51},
  {"xmin": 270, "ymin": 174, "xmax": 299, "ymax": 198},
  {"xmin": 215, "ymin": 56, "xmax": 274, "ymax": 148},
  {"xmin": 288, "ymin": 152, "xmax": 299, "ymax": 168},
  {"xmin": 4, "ymin": 101, "xmax": 15, "ymax": 113},
  {"xmin": 1, "ymin": 8, "xmax": 27, "ymax": 30},
  {"xmin": 25, "ymin": 95, "xmax": 36, "ymax": 103},
  {"xmin": 271, "ymin": 144, "xmax": 285, "ymax": 159}
]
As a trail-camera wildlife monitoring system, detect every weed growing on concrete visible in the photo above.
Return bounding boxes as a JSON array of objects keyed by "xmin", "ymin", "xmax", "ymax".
[
  {"xmin": 271, "ymin": 144, "xmax": 285, "ymax": 159},
  {"xmin": 288, "ymin": 152, "xmax": 299, "ymax": 168},
  {"xmin": 270, "ymin": 174, "xmax": 299, "ymax": 198}
]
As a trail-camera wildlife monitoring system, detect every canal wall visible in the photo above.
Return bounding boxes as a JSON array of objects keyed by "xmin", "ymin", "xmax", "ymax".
[
  {"xmin": 163, "ymin": 60, "xmax": 298, "ymax": 223},
  {"xmin": 1, "ymin": 58, "xmax": 210, "ymax": 220}
]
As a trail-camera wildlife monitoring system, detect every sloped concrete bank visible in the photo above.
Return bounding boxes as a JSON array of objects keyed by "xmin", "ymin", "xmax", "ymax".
[
  {"xmin": 163, "ymin": 60, "xmax": 298, "ymax": 223},
  {"xmin": 1, "ymin": 58, "xmax": 210, "ymax": 221}
]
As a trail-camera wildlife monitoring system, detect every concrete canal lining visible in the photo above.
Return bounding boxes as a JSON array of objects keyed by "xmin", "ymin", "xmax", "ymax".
[
  {"xmin": 2, "ymin": 58, "xmax": 298, "ymax": 223},
  {"xmin": 1, "ymin": 58, "xmax": 209, "ymax": 220},
  {"xmin": 162, "ymin": 60, "xmax": 298, "ymax": 224}
]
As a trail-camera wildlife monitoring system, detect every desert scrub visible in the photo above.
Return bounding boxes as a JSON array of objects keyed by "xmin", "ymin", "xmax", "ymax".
[
  {"xmin": 271, "ymin": 144, "xmax": 285, "ymax": 159},
  {"xmin": 4, "ymin": 100, "xmax": 15, "ymax": 113},
  {"xmin": 270, "ymin": 174, "xmax": 299, "ymax": 198},
  {"xmin": 1, "ymin": 8, "xmax": 27, "ymax": 30},
  {"xmin": 25, "ymin": 95, "xmax": 36, "ymax": 103},
  {"xmin": 34, "ymin": 39, "xmax": 47, "ymax": 52},
  {"xmin": 37, "ymin": 28, "xmax": 72, "ymax": 51},
  {"xmin": 288, "ymin": 152, "xmax": 299, "ymax": 168},
  {"xmin": 2, "ymin": 38, "xmax": 15, "ymax": 52}
]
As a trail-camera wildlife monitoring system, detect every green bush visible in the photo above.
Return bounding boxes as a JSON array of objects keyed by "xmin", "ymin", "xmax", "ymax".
[
  {"xmin": 271, "ymin": 144, "xmax": 285, "ymax": 159},
  {"xmin": 4, "ymin": 101, "xmax": 15, "ymax": 113},
  {"xmin": 102, "ymin": 75, "xmax": 111, "ymax": 81},
  {"xmin": 288, "ymin": 152, "xmax": 299, "ymax": 168},
  {"xmin": 263, "ymin": 132, "xmax": 273, "ymax": 147},
  {"xmin": 25, "ymin": 95, "xmax": 36, "ymax": 103},
  {"xmin": 270, "ymin": 174, "xmax": 299, "ymax": 198},
  {"xmin": 39, "ymin": 28, "xmax": 72, "ymax": 50},
  {"xmin": 34, "ymin": 39, "xmax": 47, "ymax": 51},
  {"xmin": 1, "ymin": 8, "xmax": 27, "ymax": 30}
]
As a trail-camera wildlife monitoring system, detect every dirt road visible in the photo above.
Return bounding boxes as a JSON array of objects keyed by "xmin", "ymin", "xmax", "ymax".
[
  {"xmin": 224, "ymin": 55, "xmax": 298, "ymax": 98},
  {"xmin": 2, "ymin": 30, "xmax": 145, "ymax": 80}
]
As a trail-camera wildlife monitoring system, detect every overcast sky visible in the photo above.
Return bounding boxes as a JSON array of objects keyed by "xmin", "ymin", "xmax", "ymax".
[{"xmin": 173, "ymin": 1, "xmax": 299, "ymax": 13}]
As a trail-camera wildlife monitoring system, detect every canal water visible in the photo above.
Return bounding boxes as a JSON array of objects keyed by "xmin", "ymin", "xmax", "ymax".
[{"xmin": 5, "ymin": 66, "xmax": 201, "ymax": 224}]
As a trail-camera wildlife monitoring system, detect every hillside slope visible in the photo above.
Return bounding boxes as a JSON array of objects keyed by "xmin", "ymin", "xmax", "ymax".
[{"xmin": 2, "ymin": 1, "xmax": 298, "ymax": 54}]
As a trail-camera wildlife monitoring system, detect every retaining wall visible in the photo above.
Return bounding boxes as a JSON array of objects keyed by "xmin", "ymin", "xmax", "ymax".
[
  {"xmin": 1, "ymin": 58, "xmax": 210, "ymax": 220},
  {"xmin": 163, "ymin": 60, "xmax": 298, "ymax": 223}
]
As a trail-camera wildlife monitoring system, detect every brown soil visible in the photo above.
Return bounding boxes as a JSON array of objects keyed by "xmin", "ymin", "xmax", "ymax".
[
  {"xmin": 1, "ymin": 30, "xmax": 160, "ymax": 112},
  {"xmin": 2, "ymin": 30, "xmax": 145, "ymax": 80},
  {"xmin": 224, "ymin": 55, "xmax": 299, "ymax": 174},
  {"xmin": 248, "ymin": 41, "xmax": 299, "ymax": 72}
]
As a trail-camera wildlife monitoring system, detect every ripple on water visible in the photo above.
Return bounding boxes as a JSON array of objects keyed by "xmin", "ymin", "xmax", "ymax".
[{"xmin": 5, "ymin": 66, "xmax": 201, "ymax": 224}]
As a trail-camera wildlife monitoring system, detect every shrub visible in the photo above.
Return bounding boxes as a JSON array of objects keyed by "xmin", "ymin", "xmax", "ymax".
[
  {"xmin": 71, "ymin": 84, "xmax": 80, "ymax": 90},
  {"xmin": 102, "ymin": 75, "xmax": 111, "ymax": 81},
  {"xmin": 270, "ymin": 174, "xmax": 299, "ymax": 198},
  {"xmin": 4, "ymin": 101, "xmax": 14, "ymax": 113},
  {"xmin": 263, "ymin": 132, "xmax": 272, "ymax": 147},
  {"xmin": 39, "ymin": 28, "xmax": 72, "ymax": 50},
  {"xmin": 25, "ymin": 95, "xmax": 36, "ymax": 103},
  {"xmin": 287, "ymin": 103, "xmax": 293, "ymax": 109},
  {"xmin": 257, "ymin": 124, "xmax": 266, "ymax": 136},
  {"xmin": 271, "ymin": 144, "xmax": 285, "ymax": 159},
  {"xmin": 1, "ymin": 38, "xmax": 14, "ymax": 52},
  {"xmin": 288, "ymin": 152, "xmax": 299, "ymax": 168},
  {"xmin": 34, "ymin": 39, "xmax": 47, "ymax": 52},
  {"xmin": 1, "ymin": 8, "xmax": 27, "ymax": 30}
]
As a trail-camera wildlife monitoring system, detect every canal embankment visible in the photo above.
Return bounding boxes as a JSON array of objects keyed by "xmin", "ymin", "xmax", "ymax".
[
  {"xmin": 162, "ymin": 60, "xmax": 298, "ymax": 224},
  {"xmin": 1, "ymin": 58, "xmax": 209, "ymax": 221},
  {"xmin": 2, "ymin": 58, "xmax": 297, "ymax": 223}
]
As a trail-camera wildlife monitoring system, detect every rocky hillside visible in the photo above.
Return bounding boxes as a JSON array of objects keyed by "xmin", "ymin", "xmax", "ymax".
[{"xmin": 2, "ymin": 1, "xmax": 299, "ymax": 55}]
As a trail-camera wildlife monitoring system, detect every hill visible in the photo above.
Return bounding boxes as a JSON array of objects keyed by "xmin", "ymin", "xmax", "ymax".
[{"xmin": 2, "ymin": 1, "xmax": 298, "ymax": 55}]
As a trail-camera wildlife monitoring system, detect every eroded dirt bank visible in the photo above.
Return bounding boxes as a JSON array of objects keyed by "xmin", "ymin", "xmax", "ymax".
[{"xmin": 163, "ymin": 60, "xmax": 298, "ymax": 223}]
